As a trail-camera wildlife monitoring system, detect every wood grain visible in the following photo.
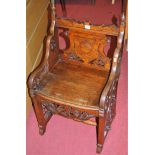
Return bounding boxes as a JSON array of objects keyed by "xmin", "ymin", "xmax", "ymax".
[
  {"xmin": 38, "ymin": 61, "xmax": 109, "ymax": 108},
  {"xmin": 27, "ymin": 1, "xmax": 126, "ymax": 153}
]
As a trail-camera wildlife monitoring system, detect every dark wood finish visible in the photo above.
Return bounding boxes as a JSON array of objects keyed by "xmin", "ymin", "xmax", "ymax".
[
  {"xmin": 37, "ymin": 61, "xmax": 109, "ymax": 108},
  {"xmin": 27, "ymin": 1, "xmax": 126, "ymax": 153}
]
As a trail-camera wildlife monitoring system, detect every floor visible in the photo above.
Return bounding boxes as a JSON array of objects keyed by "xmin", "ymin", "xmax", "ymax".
[{"xmin": 26, "ymin": 0, "xmax": 128, "ymax": 155}]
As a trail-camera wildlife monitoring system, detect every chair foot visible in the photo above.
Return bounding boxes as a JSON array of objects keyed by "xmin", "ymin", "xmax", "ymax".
[
  {"xmin": 39, "ymin": 125, "xmax": 46, "ymax": 135},
  {"xmin": 96, "ymin": 116, "xmax": 105, "ymax": 153},
  {"xmin": 96, "ymin": 144, "xmax": 103, "ymax": 154}
]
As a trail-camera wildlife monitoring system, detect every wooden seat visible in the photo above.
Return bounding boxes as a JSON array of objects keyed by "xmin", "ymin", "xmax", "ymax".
[
  {"xmin": 37, "ymin": 61, "xmax": 109, "ymax": 109},
  {"xmin": 27, "ymin": 1, "xmax": 126, "ymax": 153}
]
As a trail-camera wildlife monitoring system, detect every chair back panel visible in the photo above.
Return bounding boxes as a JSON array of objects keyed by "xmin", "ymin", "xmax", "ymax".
[
  {"xmin": 63, "ymin": 29, "xmax": 110, "ymax": 70},
  {"xmin": 55, "ymin": 18, "xmax": 119, "ymax": 70}
]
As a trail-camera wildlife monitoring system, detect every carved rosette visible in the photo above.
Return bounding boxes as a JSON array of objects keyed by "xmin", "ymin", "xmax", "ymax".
[
  {"xmin": 104, "ymin": 78, "xmax": 118, "ymax": 137},
  {"xmin": 41, "ymin": 101, "xmax": 95, "ymax": 121}
]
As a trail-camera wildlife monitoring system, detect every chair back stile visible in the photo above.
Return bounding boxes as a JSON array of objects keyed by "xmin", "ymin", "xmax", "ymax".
[{"xmin": 99, "ymin": 13, "xmax": 126, "ymax": 113}]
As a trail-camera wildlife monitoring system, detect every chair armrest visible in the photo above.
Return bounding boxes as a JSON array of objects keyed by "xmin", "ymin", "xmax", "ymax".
[
  {"xmin": 27, "ymin": 34, "xmax": 54, "ymax": 94},
  {"xmin": 28, "ymin": 1, "xmax": 57, "ymax": 96},
  {"xmin": 99, "ymin": 13, "xmax": 126, "ymax": 113}
]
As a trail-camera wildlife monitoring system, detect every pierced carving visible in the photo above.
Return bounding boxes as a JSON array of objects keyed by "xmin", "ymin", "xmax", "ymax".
[
  {"xmin": 41, "ymin": 101, "xmax": 95, "ymax": 121},
  {"xmin": 68, "ymin": 53, "xmax": 83, "ymax": 62},
  {"xmin": 104, "ymin": 78, "xmax": 118, "ymax": 137},
  {"xmin": 63, "ymin": 30, "xmax": 110, "ymax": 69}
]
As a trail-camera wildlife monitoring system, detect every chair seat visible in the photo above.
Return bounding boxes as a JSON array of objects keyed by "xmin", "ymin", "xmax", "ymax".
[{"xmin": 37, "ymin": 61, "xmax": 109, "ymax": 109}]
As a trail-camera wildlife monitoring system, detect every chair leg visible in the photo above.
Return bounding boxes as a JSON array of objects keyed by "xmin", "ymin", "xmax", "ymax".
[
  {"xmin": 31, "ymin": 96, "xmax": 46, "ymax": 135},
  {"xmin": 96, "ymin": 117, "xmax": 105, "ymax": 153}
]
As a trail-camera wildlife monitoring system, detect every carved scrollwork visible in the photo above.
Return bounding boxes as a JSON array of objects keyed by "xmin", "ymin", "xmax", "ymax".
[
  {"xmin": 50, "ymin": 38, "xmax": 57, "ymax": 50},
  {"xmin": 41, "ymin": 101, "xmax": 95, "ymax": 121},
  {"xmin": 95, "ymin": 54, "xmax": 105, "ymax": 66},
  {"xmin": 91, "ymin": 53, "xmax": 109, "ymax": 68},
  {"xmin": 68, "ymin": 53, "xmax": 83, "ymax": 62},
  {"xmin": 104, "ymin": 78, "xmax": 119, "ymax": 137},
  {"xmin": 30, "ymin": 63, "xmax": 49, "ymax": 95},
  {"xmin": 32, "ymin": 77, "xmax": 42, "ymax": 91}
]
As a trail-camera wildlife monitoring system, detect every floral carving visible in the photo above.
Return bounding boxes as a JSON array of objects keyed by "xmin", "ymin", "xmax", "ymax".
[
  {"xmin": 41, "ymin": 101, "xmax": 95, "ymax": 121},
  {"xmin": 68, "ymin": 53, "xmax": 83, "ymax": 62},
  {"xmin": 63, "ymin": 30, "xmax": 110, "ymax": 69},
  {"xmin": 104, "ymin": 78, "xmax": 118, "ymax": 137},
  {"xmin": 30, "ymin": 64, "xmax": 49, "ymax": 95}
]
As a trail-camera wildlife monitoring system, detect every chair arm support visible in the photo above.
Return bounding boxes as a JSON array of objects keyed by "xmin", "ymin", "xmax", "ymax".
[
  {"xmin": 28, "ymin": 1, "xmax": 57, "ymax": 96},
  {"xmin": 99, "ymin": 48, "xmax": 120, "ymax": 110},
  {"xmin": 27, "ymin": 34, "xmax": 54, "ymax": 94},
  {"xmin": 99, "ymin": 13, "xmax": 126, "ymax": 113}
]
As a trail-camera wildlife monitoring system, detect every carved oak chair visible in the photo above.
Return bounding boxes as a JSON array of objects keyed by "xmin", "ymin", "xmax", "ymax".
[{"xmin": 28, "ymin": 0, "xmax": 125, "ymax": 153}]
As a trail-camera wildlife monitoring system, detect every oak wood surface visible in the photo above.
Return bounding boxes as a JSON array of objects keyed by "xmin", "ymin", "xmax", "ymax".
[
  {"xmin": 37, "ymin": 61, "xmax": 109, "ymax": 108},
  {"xmin": 27, "ymin": 1, "xmax": 126, "ymax": 153}
]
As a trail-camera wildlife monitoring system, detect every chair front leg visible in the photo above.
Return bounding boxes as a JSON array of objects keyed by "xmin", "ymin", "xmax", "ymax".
[
  {"xmin": 96, "ymin": 115, "xmax": 106, "ymax": 153},
  {"xmin": 31, "ymin": 96, "xmax": 47, "ymax": 135}
]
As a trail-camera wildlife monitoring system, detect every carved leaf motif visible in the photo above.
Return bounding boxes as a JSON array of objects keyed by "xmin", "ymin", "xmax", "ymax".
[
  {"xmin": 41, "ymin": 101, "xmax": 95, "ymax": 121},
  {"xmin": 68, "ymin": 53, "xmax": 83, "ymax": 62},
  {"xmin": 30, "ymin": 63, "xmax": 49, "ymax": 95},
  {"xmin": 104, "ymin": 78, "xmax": 118, "ymax": 137},
  {"xmin": 63, "ymin": 30, "xmax": 110, "ymax": 69}
]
